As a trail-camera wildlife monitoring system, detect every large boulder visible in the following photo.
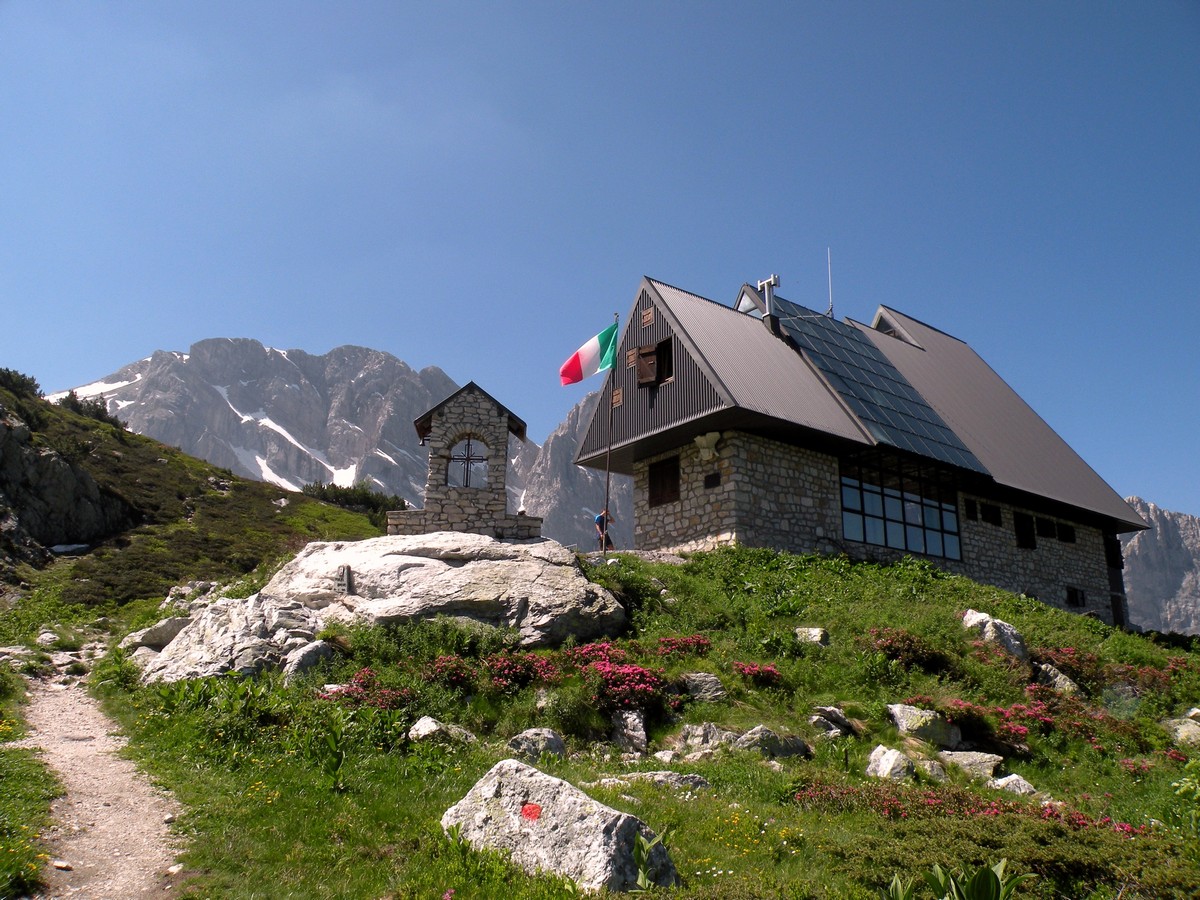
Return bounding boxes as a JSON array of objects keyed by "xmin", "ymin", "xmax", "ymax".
[
  {"xmin": 137, "ymin": 596, "xmax": 320, "ymax": 682},
  {"xmin": 939, "ymin": 750, "xmax": 1005, "ymax": 780},
  {"xmin": 267, "ymin": 532, "xmax": 625, "ymax": 647},
  {"xmin": 441, "ymin": 759, "xmax": 676, "ymax": 892},
  {"xmin": 866, "ymin": 745, "xmax": 914, "ymax": 781}
]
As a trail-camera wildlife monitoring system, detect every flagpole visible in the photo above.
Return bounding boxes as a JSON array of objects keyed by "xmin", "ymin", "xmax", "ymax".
[{"xmin": 601, "ymin": 311, "xmax": 618, "ymax": 559}]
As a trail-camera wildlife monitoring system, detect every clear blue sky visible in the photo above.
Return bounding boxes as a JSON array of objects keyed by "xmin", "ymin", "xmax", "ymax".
[{"xmin": 2, "ymin": 2, "xmax": 1197, "ymax": 515}]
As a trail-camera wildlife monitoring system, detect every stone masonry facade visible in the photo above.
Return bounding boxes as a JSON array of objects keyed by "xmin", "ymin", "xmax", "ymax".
[
  {"xmin": 387, "ymin": 385, "xmax": 542, "ymax": 541},
  {"xmin": 634, "ymin": 429, "xmax": 1122, "ymax": 625}
]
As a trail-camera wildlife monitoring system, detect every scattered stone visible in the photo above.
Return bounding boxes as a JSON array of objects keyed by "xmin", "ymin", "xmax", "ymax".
[
  {"xmin": 811, "ymin": 705, "xmax": 857, "ymax": 737},
  {"xmin": 938, "ymin": 750, "xmax": 1005, "ymax": 780},
  {"xmin": 675, "ymin": 722, "xmax": 739, "ymax": 754},
  {"xmin": 611, "ymin": 710, "xmax": 648, "ymax": 754},
  {"xmin": 408, "ymin": 716, "xmax": 476, "ymax": 745},
  {"xmin": 962, "ymin": 609, "xmax": 1028, "ymax": 661},
  {"xmin": 733, "ymin": 725, "xmax": 811, "ymax": 759},
  {"xmin": 51, "ymin": 859, "xmax": 73, "ymax": 871},
  {"xmin": 591, "ymin": 772, "xmax": 710, "ymax": 793},
  {"xmin": 1187, "ymin": 708, "xmax": 1200, "ymax": 722},
  {"xmin": 441, "ymin": 759, "xmax": 677, "ymax": 892},
  {"xmin": 36, "ymin": 631, "xmax": 58, "ymax": 648},
  {"xmin": 653, "ymin": 750, "xmax": 678, "ymax": 764},
  {"xmin": 1035, "ymin": 662, "xmax": 1080, "ymax": 695},
  {"xmin": 680, "ymin": 672, "xmax": 727, "ymax": 702},
  {"xmin": 1165, "ymin": 717, "xmax": 1200, "ymax": 747},
  {"xmin": 683, "ymin": 749, "xmax": 717, "ymax": 763},
  {"xmin": 507, "ymin": 728, "xmax": 567, "ymax": 760},
  {"xmin": 166, "ymin": 864, "xmax": 184, "ymax": 876},
  {"xmin": 866, "ymin": 745, "xmax": 914, "ymax": 781},
  {"xmin": 887, "ymin": 703, "xmax": 962, "ymax": 749},
  {"xmin": 988, "ymin": 773, "xmax": 1039, "ymax": 796},
  {"xmin": 794, "ymin": 627, "xmax": 829, "ymax": 646},
  {"xmin": 282, "ymin": 640, "xmax": 333, "ymax": 681},
  {"xmin": 916, "ymin": 759, "xmax": 947, "ymax": 782},
  {"xmin": 119, "ymin": 617, "xmax": 192, "ymax": 652}
]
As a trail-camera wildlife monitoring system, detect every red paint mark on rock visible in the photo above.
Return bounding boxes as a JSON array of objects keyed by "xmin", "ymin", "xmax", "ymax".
[{"xmin": 520, "ymin": 802, "xmax": 542, "ymax": 822}]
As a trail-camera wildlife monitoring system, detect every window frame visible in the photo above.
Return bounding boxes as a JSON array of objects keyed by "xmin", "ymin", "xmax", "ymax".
[
  {"xmin": 648, "ymin": 456, "xmax": 681, "ymax": 507},
  {"xmin": 839, "ymin": 458, "xmax": 962, "ymax": 561}
]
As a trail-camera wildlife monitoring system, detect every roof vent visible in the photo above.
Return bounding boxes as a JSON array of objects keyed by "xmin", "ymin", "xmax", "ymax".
[{"xmin": 758, "ymin": 274, "xmax": 779, "ymax": 318}]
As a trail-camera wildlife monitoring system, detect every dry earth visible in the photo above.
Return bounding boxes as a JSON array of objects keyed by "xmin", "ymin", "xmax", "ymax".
[{"xmin": 11, "ymin": 673, "xmax": 183, "ymax": 899}]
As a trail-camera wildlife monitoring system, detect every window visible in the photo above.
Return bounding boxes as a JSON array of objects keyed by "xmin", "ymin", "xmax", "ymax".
[
  {"xmin": 1036, "ymin": 517, "xmax": 1057, "ymax": 538},
  {"xmin": 636, "ymin": 340, "xmax": 673, "ymax": 387},
  {"xmin": 839, "ymin": 460, "xmax": 961, "ymax": 560},
  {"xmin": 447, "ymin": 437, "xmax": 488, "ymax": 488},
  {"xmin": 703, "ymin": 472, "xmax": 721, "ymax": 489},
  {"xmin": 1014, "ymin": 512, "xmax": 1037, "ymax": 550},
  {"xmin": 1057, "ymin": 523, "xmax": 1076, "ymax": 544},
  {"xmin": 648, "ymin": 456, "xmax": 680, "ymax": 507},
  {"xmin": 980, "ymin": 503, "xmax": 1002, "ymax": 527},
  {"xmin": 964, "ymin": 498, "xmax": 978, "ymax": 521},
  {"xmin": 1066, "ymin": 586, "xmax": 1086, "ymax": 608}
]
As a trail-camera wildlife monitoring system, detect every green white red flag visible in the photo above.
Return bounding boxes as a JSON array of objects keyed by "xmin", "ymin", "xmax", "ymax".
[{"xmin": 559, "ymin": 322, "xmax": 618, "ymax": 385}]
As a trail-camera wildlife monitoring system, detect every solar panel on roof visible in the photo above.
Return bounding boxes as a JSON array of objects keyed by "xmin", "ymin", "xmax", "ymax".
[{"xmin": 772, "ymin": 296, "xmax": 989, "ymax": 475}]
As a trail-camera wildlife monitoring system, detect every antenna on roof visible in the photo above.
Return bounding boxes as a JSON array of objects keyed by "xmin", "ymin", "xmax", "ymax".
[
  {"xmin": 826, "ymin": 248, "xmax": 834, "ymax": 318},
  {"xmin": 757, "ymin": 273, "xmax": 779, "ymax": 318}
]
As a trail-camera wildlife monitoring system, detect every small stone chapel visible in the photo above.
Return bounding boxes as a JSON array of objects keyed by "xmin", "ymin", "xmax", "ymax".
[{"xmin": 386, "ymin": 382, "xmax": 543, "ymax": 541}]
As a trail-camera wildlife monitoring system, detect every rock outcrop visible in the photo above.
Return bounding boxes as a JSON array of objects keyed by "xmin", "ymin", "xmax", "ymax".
[
  {"xmin": 441, "ymin": 759, "xmax": 676, "ymax": 892},
  {"xmin": 133, "ymin": 532, "xmax": 625, "ymax": 681}
]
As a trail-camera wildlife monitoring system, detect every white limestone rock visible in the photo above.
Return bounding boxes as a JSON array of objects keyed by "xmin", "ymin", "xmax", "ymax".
[
  {"xmin": 733, "ymin": 725, "xmax": 812, "ymax": 759},
  {"xmin": 866, "ymin": 745, "xmax": 914, "ymax": 781},
  {"xmin": 962, "ymin": 609, "xmax": 1029, "ymax": 661},
  {"xmin": 795, "ymin": 627, "xmax": 830, "ymax": 646},
  {"xmin": 612, "ymin": 710, "xmax": 648, "ymax": 754},
  {"xmin": 938, "ymin": 750, "xmax": 1005, "ymax": 780},
  {"xmin": 137, "ymin": 596, "xmax": 320, "ymax": 682},
  {"xmin": 282, "ymin": 640, "xmax": 333, "ymax": 681},
  {"xmin": 441, "ymin": 759, "xmax": 677, "ymax": 892},
  {"xmin": 1035, "ymin": 662, "xmax": 1080, "ymax": 695},
  {"xmin": 507, "ymin": 728, "xmax": 567, "ymax": 760},
  {"xmin": 680, "ymin": 672, "xmax": 726, "ymax": 702},
  {"xmin": 1165, "ymin": 717, "xmax": 1200, "ymax": 747},
  {"xmin": 266, "ymin": 532, "xmax": 625, "ymax": 647},
  {"xmin": 591, "ymin": 772, "xmax": 710, "ymax": 793},
  {"xmin": 988, "ymin": 773, "xmax": 1039, "ymax": 796},
  {"xmin": 119, "ymin": 616, "xmax": 192, "ymax": 652},
  {"xmin": 676, "ymin": 722, "xmax": 739, "ymax": 753},
  {"xmin": 887, "ymin": 703, "xmax": 962, "ymax": 749},
  {"xmin": 812, "ymin": 705, "xmax": 857, "ymax": 737},
  {"xmin": 409, "ymin": 715, "xmax": 476, "ymax": 745}
]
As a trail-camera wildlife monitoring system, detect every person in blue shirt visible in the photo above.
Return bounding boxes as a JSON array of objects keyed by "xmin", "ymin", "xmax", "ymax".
[{"xmin": 594, "ymin": 508, "xmax": 615, "ymax": 551}]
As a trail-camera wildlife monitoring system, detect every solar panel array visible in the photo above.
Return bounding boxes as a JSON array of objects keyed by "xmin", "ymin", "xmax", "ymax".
[{"xmin": 772, "ymin": 296, "xmax": 989, "ymax": 474}]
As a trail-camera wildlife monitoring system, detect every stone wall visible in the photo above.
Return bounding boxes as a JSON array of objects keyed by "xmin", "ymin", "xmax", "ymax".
[
  {"xmin": 633, "ymin": 431, "xmax": 841, "ymax": 556},
  {"xmin": 632, "ymin": 428, "xmax": 1120, "ymax": 624},
  {"xmin": 387, "ymin": 386, "xmax": 542, "ymax": 541}
]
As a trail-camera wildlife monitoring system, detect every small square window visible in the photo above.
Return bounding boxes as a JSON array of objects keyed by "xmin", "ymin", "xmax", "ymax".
[
  {"xmin": 1057, "ymin": 523, "xmax": 1076, "ymax": 544},
  {"xmin": 964, "ymin": 498, "xmax": 978, "ymax": 521},
  {"xmin": 703, "ymin": 472, "xmax": 721, "ymax": 489},
  {"xmin": 636, "ymin": 339, "xmax": 673, "ymax": 387},
  {"xmin": 1066, "ymin": 586, "xmax": 1086, "ymax": 608},
  {"xmin": 1036, "ymin": 517, "xmax": 1057, "ymax": 538},
  {"xmin": 980, "ymin": 503, "xmax": 1002, "ymax": 527},
  {"xmin": 1014, "ymin": 512, "xmax": 1037, "ymax": 550}
]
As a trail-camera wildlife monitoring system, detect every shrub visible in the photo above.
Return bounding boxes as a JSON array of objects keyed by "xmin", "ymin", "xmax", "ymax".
[
  {"xmin": 583, "ymin": 660, "xmax": 665, "ymax": 714},
  {"xmin": 732, "ymin": 660, "xmax": 783, "ymax": 688}
]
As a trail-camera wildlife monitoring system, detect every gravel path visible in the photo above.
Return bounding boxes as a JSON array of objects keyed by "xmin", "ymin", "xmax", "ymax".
[{"xmin": 11, "ymin": 677, "xmax": 183, "ymax": 899}]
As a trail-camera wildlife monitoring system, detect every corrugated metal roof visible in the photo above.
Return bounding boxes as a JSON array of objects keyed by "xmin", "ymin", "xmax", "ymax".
[
  {"xmin": 854, "ymin": 308, "xmax": 1145, "ymax": 531},
  {"xmin": 648, "ymin": 280, "xmax": 870, "ymax": 445}
]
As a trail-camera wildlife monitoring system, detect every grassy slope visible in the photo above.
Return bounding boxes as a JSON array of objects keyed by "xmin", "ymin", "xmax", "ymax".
[
  {"xmin": 83, "ymin": 549, "xmax": 1200, "ymax": 899},
  {"xmin": 0, "ymin": 388, "xmax": 383, "ymax": 898}
]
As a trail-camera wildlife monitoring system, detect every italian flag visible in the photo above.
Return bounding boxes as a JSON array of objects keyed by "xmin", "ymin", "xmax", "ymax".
[{"xmin": 559, "ymin": 322, "xmax": 618, "ymax": 385}]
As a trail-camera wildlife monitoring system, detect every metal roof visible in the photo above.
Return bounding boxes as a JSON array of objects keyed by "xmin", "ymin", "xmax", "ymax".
[
  {"xmin": 647, "ymin": 280, "xmax": 870, "ymax": 445},
  {"xmin": 853, "ymin": 308, "xmax": 1145, "ymax": 531},
  {"xmin": 771, "ymin": 295, "xmax": 988, "ymax": 475}
]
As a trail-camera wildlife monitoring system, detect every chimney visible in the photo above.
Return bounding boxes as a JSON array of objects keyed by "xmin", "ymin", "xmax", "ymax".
[{"xmin": 758, "ymin": 274, "xmax": 781, "ymax": 336}]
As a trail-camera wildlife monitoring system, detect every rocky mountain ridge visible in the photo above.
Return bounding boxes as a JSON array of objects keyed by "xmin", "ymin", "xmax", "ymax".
[
  {"xmin": 1122, "ymin": 496, "xmax": 1200, "ymax": 635},
  {"xmin": 61, "ymin": 339, "xmax": 632, "ymax": 550}
]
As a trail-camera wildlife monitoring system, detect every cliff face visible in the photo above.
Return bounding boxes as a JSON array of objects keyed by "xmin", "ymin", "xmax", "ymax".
[
  {"xmin": 1122, "ymin": 497, "xmax": 1200, "ymax": 635},
  {"xmin": 70, "ymin": 339, "xmax": 460, "ymax": 505},
  {"xmin": 520, "ymin": 392, "xmax": 632, "ymax": 550},
  {"xmin": 0, "ymin": 402, "xmax": 134, "ymax": 577},
  {"xmin": 64, "ymin": 343, "xmax": 630, "ymax": 548}
]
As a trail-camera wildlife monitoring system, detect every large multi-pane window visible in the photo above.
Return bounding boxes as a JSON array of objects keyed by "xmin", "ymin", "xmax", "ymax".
[{"xmin": 840, "ymin": 458, "xmax": 961, "ymax": 561}]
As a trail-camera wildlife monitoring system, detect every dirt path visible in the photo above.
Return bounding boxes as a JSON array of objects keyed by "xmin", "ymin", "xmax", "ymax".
[{"xmin": 11, "ymin": 675, "xmax": 183, "ymax": 899}]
